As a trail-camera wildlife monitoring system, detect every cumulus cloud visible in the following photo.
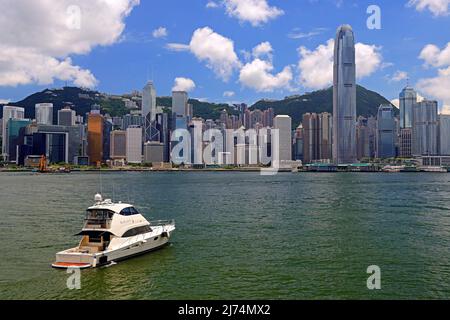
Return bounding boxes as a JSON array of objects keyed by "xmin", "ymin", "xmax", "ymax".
[
  {"xmin": 297, "ymin": 39, "xmax": 383, "ymax": 90},
  {"xmin": 0, "ymin": 0, "xmax": 139, "ymax": 87},
  {"xmin": 417, "ymin": 42, "xmax": 450, "ymax": 112},
  {"xmin": 407, "ymin": 0, "xmax": 449, "ymax": 16},
  {"xmin": 167, "ymin": 27, "xmax": 241, "ymax": 81},
  {"xmin": 223, "ymin": 91, "xmax": 236, "ymax": 97},
  {"xmin": 172, "ymin": 77, "xmax": 196, "ymax": 92},
  {"xmin": 252, "ymin": 41, "xmax": 273, "ymax": 59},
  {"xmin": 419, "ymin": 42, "xmax": 450, "ymax": 67},
  {"xmin": 239, "ymin": 59, "xmax": 293, "ymax": 92},
  {"xmin": 152, "ymin": 27, "xmax": 168, "ymax": 39},
  {"xmin": 390, "ymin": 71, "xmax": 409, "ymax": 82},
  {"xmin": 223, "ymin": 0, "xmax": 284, "ymax": 26}
]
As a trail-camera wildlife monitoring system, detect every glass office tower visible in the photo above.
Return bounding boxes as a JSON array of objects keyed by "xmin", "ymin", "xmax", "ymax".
[{"xmin": 333, "ymin": 25, "xmax": 357, "ymax": 164}]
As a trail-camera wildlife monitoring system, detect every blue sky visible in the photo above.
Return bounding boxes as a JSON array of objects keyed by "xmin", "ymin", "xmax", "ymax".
[{"xmin": 0, "ymin": 0, "xmax": 449, "ymax": 110}]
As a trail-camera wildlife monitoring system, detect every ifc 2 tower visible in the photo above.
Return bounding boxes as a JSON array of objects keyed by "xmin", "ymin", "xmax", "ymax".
[{"xmin": 333, "ymin": 25, "xmax": 357, "ymax": 164}]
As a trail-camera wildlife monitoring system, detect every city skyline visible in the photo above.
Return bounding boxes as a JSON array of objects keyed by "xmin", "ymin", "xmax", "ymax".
[{"xmin": 0, "ymin": 1, "xmax": 449, "ymax": 113}]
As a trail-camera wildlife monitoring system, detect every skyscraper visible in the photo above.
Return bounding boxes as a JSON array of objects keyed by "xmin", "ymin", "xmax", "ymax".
[
  {"xmin": 399, "ymin": 86, "xmax": 417, "ymax": 158},
  {"xmin": 58, "ymin": 107, "xmax": 76, "ymax": 126},
  {"xmin": 399, "ymin": 86, "xmax": 417, "ymax": 129},
  {"xmin": 35, "ymin": 103, "xmax": 53, "ymax": 125},
  {"xmin": 2, "ymin": 106, "xmax": 25, "ymax": 159},
  {"xmin": 142, "ymin": 81, "xmax": 157, "ymax": 142},
  {"xmin": 87, "ymin": 110, "xmax": 104, "ymax": 165},
  {"xmin": 376, "ymin": 105, "xmax": 396, "ymax": 159},
  {"xmin": 333, "ymin": 25, "xmax": 357, "ymax": 164},
  {"xmin": 172, "ymin": 91, "xmax": 188, "ymax": 118}
]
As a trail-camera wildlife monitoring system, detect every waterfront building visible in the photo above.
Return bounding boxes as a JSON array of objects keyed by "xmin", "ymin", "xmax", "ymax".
[
  {"xmin": 412, "ymin": 100, "xmax": 438, "ymax": 156},
  {"xmin": 87, "ymin": 111, "xmax": 104, "ymax": 165},
  {"xmin": 319, "ymin": 112, "xmax": 333, "ymax": 161},
  {"xmin": 333, "ymin": 25, "xmax": 357, "ymax": 164},
  {"xmin": 273, "ymin": 115, "xmax": 292, "ymax": 162},
  {"xmin": 103, "ymin": 120, "xmax": 113, "ymax": 162},
  {"xmin": 302, "ymin": 113, "xmax": 319, "ymax": 164},
  {"xmin": 110, "ymin": 130, "xmax": 127, "ymax": 160},
  {"xmin": 58, "ymin": 107, "xmax": 76, "ymax": 126},
  {"xmin": 376, "ymin": 105, "xmax": 396, "ymax": 159},
  {"xmin": 294, "ymin": 125, "xmax": 304, "ymax": 162},
  {"xmin": 6, "ymin": 118, "xmax": 31, "ymax": 162},
  {"xmin": 126, "ymin": 126, "xmax": 142, "ymax": 164},
  {"xmin": 144, "ymin": 141, "xmax": 165, "ymax": 164},
  {"xmin": 439, "ymin": 115, "xmax": 450, "ymax": 156},
  {"xmin": 35, "ymin": 103, "xmax": 53, "ymax": 125},
  {"xmin": 356, "ymin": 116, "xmax": 370, "ymax": 160},
  {"xmin": 2, "ymin": 106, "xmax": 25, "ymax": 159},
  {"xmin": 399, "ymin": 128, "xmax": 413, "ymax": 158}
]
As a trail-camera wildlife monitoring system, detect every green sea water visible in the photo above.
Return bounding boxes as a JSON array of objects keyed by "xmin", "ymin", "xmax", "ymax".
[{"xmin": 1, "ymin": 172, "xmax": 450, "ymax": 300}]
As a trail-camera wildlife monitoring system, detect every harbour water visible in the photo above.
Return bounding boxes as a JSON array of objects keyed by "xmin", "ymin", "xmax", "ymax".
[{"xmin": 1, "ymin": 172, "xmax": 450, "ymax": 299}]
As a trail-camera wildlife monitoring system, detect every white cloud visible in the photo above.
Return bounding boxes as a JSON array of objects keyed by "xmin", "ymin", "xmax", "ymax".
[
  {"xmin": 391, "ymin": 71, "xmax": 409, "ymax": 82},
  {"xmin": 391, "ymin": 99, "xmax": 400, "ymax": 108},
  {"xmin": 223, "ymin": 0, "xmax": 284, "ymax": 26},
  {"xmin": 172, "ymin": 77, "xmax": 196, "ymax": 92},
  {"xmin": 153, "ymin": 27, "xmax": 168, "ymax": 39},
  {"xmin": 252, "ymin": 41, "xmax": 273, "ymax": 59},
  {"xmin": 419, "ymin": 42, "xmax": 450, "ymax": 67},
  {"xmin": 0, "ymin": 0, "xmax": 139, "ymax": 87},
  {"xmin": 417, "ymin": 42, "xmax": 450, "ymax": 112},
  {"xmin": 239, "ymin": 58, "xmax": 293, "ymax": 92},
  {"xmin": 0, "ymin": 99, "xmax": 10, "ymax": 105},
  {"xmin": 297, "ymin": 39, "xmax": 383, "ymax": 90},
  {"xmin": 408, "ymin": 0, "xmax": 450, "ymax": 16},
  {"xmin": 166, "ymin": 43, "xmax": 191, "ymax": 52},
  {"xmin": 288, "ymin": 28, "xmax": 327, "ymax": 39},
  {"xmin": 206, "ymin": 1, "xmax": 219, "ymax": 8},
  {"xmin": 188, "ymin": 27, "xmax": 241, "ymax": 81},
  {"xmin": 223, "ymin": 91, "xmax": 235, "ymax": 97}
]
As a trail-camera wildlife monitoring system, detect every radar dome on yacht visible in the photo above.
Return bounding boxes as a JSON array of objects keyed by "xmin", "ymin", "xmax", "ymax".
[{"xmin": 94, "ymin": 194, "xmax": 103, "ymax": 203}]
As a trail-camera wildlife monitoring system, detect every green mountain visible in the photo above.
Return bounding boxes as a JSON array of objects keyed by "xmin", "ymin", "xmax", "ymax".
[
  {"xmin": 252, "ymin": 85, "xmax": 395, "ymax": 127},
  {"xmin": 1, "ymin": 85, "xmax": 394, "ymax": 126}
]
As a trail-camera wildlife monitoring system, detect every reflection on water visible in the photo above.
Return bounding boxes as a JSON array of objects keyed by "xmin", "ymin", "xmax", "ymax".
[{"xmin": 1, "ymin": 172, "xmax": 450, "ymax": 299}]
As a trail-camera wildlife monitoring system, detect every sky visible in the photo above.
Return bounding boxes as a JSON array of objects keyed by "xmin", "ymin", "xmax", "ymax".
[{"xmin": 0, "ymin": 0, "xmax": 449, "ymax": 112}]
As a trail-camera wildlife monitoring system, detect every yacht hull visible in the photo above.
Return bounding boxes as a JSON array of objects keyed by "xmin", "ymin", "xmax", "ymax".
[{"xmin": 52, "ymin": 225, "xmax": 175, "ymax": 269}]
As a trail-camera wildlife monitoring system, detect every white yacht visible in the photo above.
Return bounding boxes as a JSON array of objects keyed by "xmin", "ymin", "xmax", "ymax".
[{"xmin": 52, "ymin": 194, "xmax": 175, "ymax": 269}]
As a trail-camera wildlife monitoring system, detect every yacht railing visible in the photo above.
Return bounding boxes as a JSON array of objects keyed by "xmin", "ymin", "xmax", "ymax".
[{"xmin": 150, "ymin": 219, "xmax": 175, "ymax": 227}]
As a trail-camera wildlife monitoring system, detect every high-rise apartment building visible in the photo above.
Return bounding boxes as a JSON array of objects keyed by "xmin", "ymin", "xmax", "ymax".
[
  {"xmin": 439, "ymin": 115, "xmax": 450, "ymax": 156},
  {"xmin": 412, "ymin": 100, "xmax": 438, "ymax": 156}
]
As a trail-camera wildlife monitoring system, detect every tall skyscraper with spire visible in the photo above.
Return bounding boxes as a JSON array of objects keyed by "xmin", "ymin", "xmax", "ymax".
[
  {"xmin": 142, "ymin": 81, "xmax": 157, "ymax": 142},
  {"xmin": 333, "ymin": 25, "xmax": 357, "ymax": 164}
]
